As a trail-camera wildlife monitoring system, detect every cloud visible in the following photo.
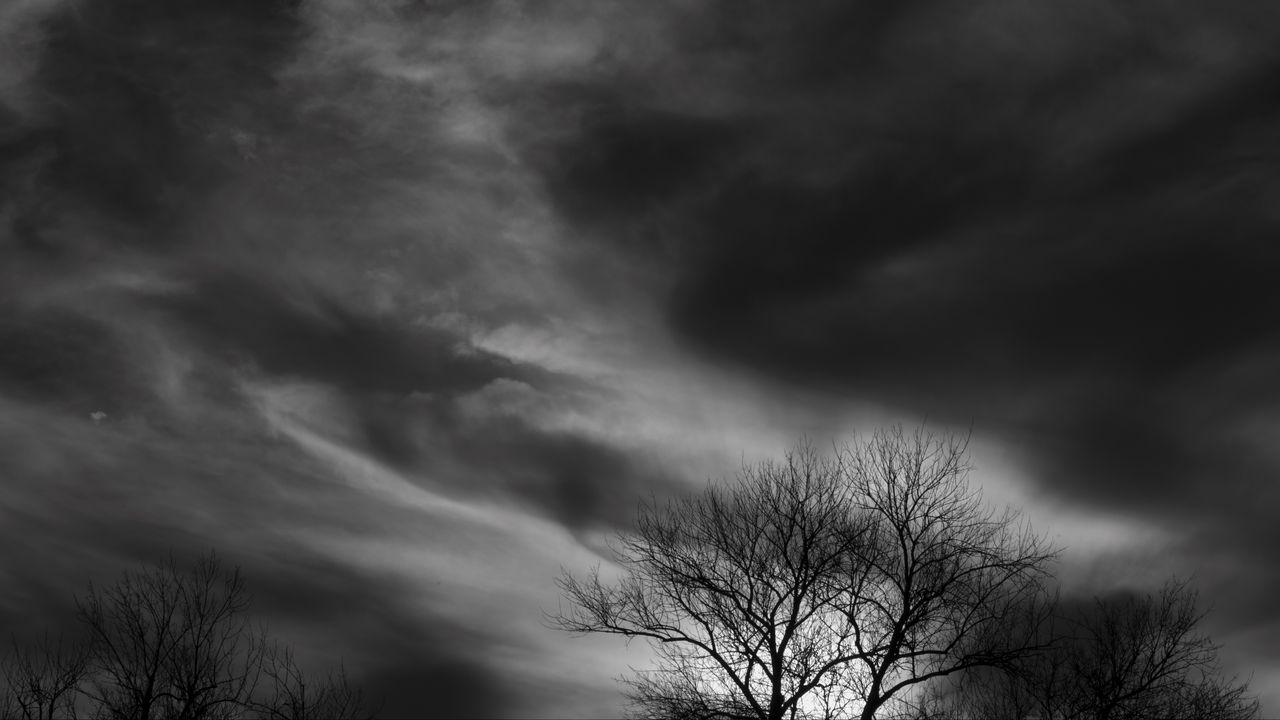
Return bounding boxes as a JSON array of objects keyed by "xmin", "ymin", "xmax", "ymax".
[
  {"xmin": 148, "ymin": 268, "xmax": 549, "ymax": 396},
  {"xmin": 4, "ymin": 0, "xmax": 300, "ymax": 249},
  {"xmin": 0, "ymin": 305, "xmax": 141, "ymax": 414}
]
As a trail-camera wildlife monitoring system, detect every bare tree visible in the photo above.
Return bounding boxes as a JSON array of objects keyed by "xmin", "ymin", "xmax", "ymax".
[
  {"xmin": 76, "ymin": 552, "xmax": 265, "ymax": 720},
  {"xmin": 250, "ymin": 642, "xmax": 375, "ymax": 720},
  {"xmin": 0, "ymin": 630, "xmax": 90, "ymax": 719},
  {"xmin": 2, "ymin": 552, "xmax": 375, "ymax": 719},
  {"xmin": 1068, "ymin": 577, "xmax": 1258, "ymax": 720},
  {"xmin": 925, "ymin": 578, "xmax": 1259, "ymax": 720},
  {"xmin": 554, "ymin": 428, "xmax": 1058, "ymax": 720},
  {"xmin": 836, "ymin": 426, "xmax": 1057, "ymax": 720},
  {"xmin": 555, "ymin": 443, "xmax": 878, "ymax": 720}
]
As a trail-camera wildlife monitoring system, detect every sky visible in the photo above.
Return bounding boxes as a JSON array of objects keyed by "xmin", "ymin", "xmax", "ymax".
[{"xmin": 2, "ymin": 0, "xmax": 1280, "ymax": 716}]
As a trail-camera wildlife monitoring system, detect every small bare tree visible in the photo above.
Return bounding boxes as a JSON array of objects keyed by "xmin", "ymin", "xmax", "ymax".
[
  {"xmin": 1069, "ymin": 578, "xmax": 1258, "ymax": 720},
  {"xmin": 924, "ymin": 578, "xmax": 1259, "ymax": 720},
  {"xmin": 837, "ymin": 426, "xmax": 1057, "ymax": 720},
  {"xmin": 76, "ymin": 552, "xmax": 265, "ymax": 720},
  {"xmin": 2, "ymin": 552, "xmax": 376, "ymax": 719},
  {"xmin": 0, "ymin": 630, "xmax": 90, "ymax": 720}
]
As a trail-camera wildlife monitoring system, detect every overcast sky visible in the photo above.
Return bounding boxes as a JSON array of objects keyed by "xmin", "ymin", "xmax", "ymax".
[{"xmin": 3, "ymin": 1, "xmax": 1280, "ymax": 716}]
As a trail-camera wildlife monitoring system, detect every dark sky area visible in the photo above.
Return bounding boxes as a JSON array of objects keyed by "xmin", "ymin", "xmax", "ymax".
[{"xmin": 2, "ymin": 1, "xmax": 1280, "ymax": 716}]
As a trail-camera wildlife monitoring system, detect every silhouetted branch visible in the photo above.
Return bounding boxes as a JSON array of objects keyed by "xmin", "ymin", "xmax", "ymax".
[
  {"xmin": 1, "ymin": 630, "xmax": 90, "ymax": 720},
  {"xmin": 927, "ymin": 577, "xmax": 1260, "ymax": 720},
  {"xmin": 249, "ymin": 641, "xmax": 377, "ymax": 720}
]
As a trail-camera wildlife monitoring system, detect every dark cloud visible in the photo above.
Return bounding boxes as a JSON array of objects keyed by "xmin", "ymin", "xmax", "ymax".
[
  {"xmin": 540, "ymin": 103, "xmax": 743, "ymax": 232},
  {"xmin": 0, "ymin": 305, "xmax": 140, "ymax": 414},
  {"xmin": 150, "ymin": 268, "xmax": 544, "ymax": 396},
  {"xmin": 352, "ymin": 389, "xmax": 686, "ymax": 533},
  {"xmin": 6, "ymin": 0, "xmax": 300, "ymax": 253},
  {"xmin": 445, "ymin": 414, "xmax": 684, "ymax": 532}
]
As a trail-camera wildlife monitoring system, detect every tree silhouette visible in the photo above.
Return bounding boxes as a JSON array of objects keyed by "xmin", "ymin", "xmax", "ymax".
[
  {"xmin": 924, "ymin": 578, "xmax": 1260, "ymax": 719},
  {"xmin": 554, "ymin": 427, "xmax": 1057, "ymax": 720},
  {"xmin": 76, "ymin": 552, "xmax": 264, "ymax": 720},
  {"xmin": 0, "ymin": 630, "xmax": 90, "ymax": 720},
  {"xmin": 0, "ymin": 551, "xmax": 376, "ymax": 719},
  {"xmin": 1071, "ymin": 578, "xmax": 1257, "ymax": 719}
]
